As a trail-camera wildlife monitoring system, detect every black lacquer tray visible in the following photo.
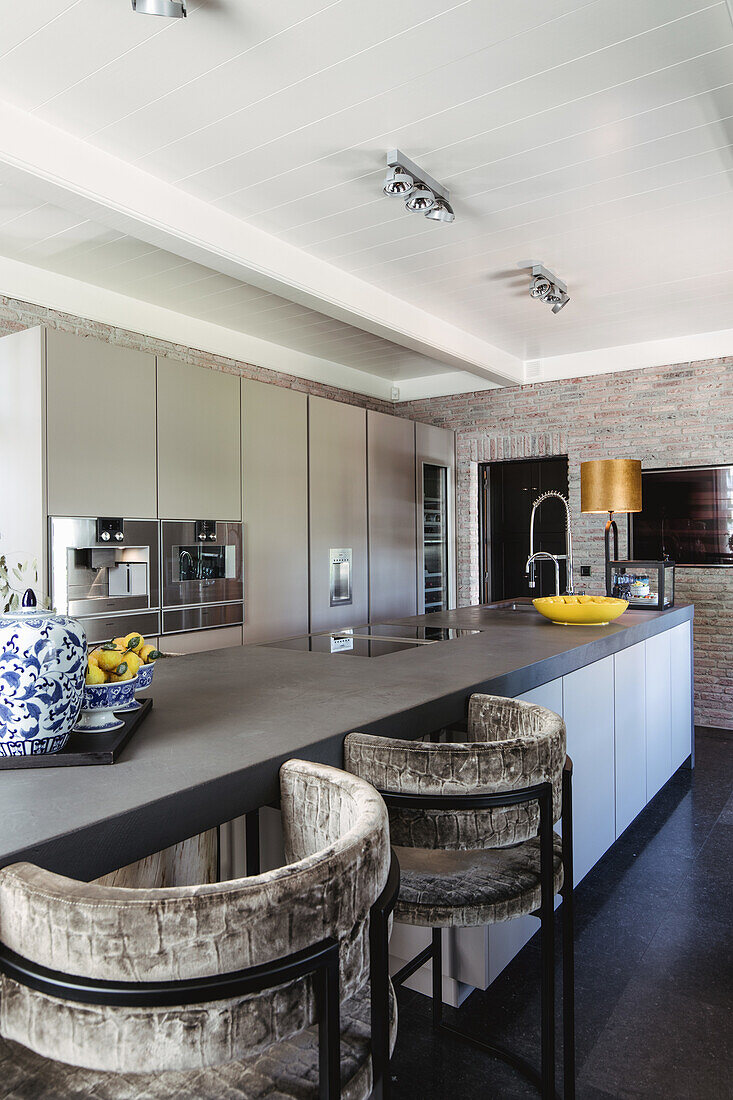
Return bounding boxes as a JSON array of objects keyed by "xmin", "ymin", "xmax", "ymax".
[{"xmin": 0, "ymin": 699, "xmax": 153, "ymax": 769}]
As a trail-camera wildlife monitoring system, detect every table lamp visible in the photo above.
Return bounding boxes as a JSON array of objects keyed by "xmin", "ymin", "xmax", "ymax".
[{"xmin": 580, "ymin": 459, "xmax": 642, "ymax": 594}]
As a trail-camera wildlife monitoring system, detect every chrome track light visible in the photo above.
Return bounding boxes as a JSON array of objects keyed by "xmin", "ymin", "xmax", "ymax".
[
  {"xmin": 522, "ymin": 263, "xmax": 570, "ymax": 316},
  {"xmin": 425, "ymin": 199, "xmax": 455, "ymax": 223},
  {"xmin": 405, "ymin": 186, "xmax": 436, "ymax": 213},
  {"xmin": 132, "ymin": 0, "xmax": 187, "ymax": 17},
  {"xmin": 531, "ymin": 275, "xmax": 552, "ymax": 300},
  {"xmin": 382, "ymin": 150, "xmax": 455, "ymax": 224},
  {"xmin": 552, "ymin": 291, "xmax": 571, "ymax": 314},
  {"xmin": 383, "ymin": 165, "xmax": 414, "ymax": 196}
]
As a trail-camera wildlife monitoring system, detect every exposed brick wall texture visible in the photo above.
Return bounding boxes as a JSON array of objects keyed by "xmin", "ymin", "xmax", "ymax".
[
  {"xmin": 396, "ymin": 359, "xmax": 733, "ymax": 730},
  {"xmin": 2, "ymin": 295, "xmax": 730, "ymax": 727},
  {"xmin": 0, "ymin": 295, "xmax": 394, "ymax": 415}
]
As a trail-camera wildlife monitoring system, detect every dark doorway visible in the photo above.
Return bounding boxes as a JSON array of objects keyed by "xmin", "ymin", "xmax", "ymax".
[{"xmin": 479, "ymin": 457, "xmax": 569, "ymax": 603}]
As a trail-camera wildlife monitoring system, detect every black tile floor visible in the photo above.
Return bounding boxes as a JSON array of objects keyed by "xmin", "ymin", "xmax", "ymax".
[{"xmin": 389, "ymin": 727, "xmax": 733, "ymax": 1099}]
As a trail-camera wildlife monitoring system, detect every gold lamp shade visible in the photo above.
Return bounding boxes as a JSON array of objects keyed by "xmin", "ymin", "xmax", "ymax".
[{"xmin": 581, "ymin": 459, "xmax": 642, "ymax": 515}]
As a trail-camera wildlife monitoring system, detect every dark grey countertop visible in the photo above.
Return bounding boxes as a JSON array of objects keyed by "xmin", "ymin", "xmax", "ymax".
[{"xmin": 0, "ymin": 601, "xmax": 692, "ymax": 880}]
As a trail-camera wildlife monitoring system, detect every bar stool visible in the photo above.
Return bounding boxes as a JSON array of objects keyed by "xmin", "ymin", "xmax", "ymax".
[
  {"xmin": 0, "ymin": 760, "xmax": 399, "ymax": 1100},
  {"xmin": 345, "ymin": 693, "xmax": 575, "ymax": 1100}
]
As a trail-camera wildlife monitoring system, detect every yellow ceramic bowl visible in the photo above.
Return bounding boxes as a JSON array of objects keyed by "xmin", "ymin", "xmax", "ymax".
[{"xmin": 533, "ymin": 594, "xmax": 628, "ymax": 626}]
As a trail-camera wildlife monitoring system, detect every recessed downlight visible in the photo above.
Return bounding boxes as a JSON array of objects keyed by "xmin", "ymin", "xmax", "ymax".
[{"xmin": 131, "ymin": 0, "xmax": 186, "ymax": 17}]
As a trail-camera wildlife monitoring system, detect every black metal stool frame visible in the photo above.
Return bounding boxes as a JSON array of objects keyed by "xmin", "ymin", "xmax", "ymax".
[
  {"xmin": 0, "ymin": 853, "xmax": 401, "ymax": 1100},
  {"xmin": 384, "ymin": 757, "xmax": 574, "ymax": 1100}
]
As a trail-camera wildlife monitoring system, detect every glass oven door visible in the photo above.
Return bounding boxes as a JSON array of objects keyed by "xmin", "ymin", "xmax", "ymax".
[{"xmin": 162, "ymin": 521, "xmax": 243, "ymax": 607}]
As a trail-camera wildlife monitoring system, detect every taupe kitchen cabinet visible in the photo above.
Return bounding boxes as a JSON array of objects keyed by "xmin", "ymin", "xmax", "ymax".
[
  {"xmin": 45, "ymin": 330, "xmax": 157, "ymax": 518},
  {"xmin": 367, "ymin": 410, "xmax": 417, "ymax": 622},
  {"xmin": 308, "ymin": 395, "xmax": 368, "ymax": 633},
  {"xmin": 415, "ymin": 421, "xmax": 456, "ymax": 613},
  {"xmin": 241, "ymin": 379, "xmax": 309, "ymax": 644},
  {"xmin": 156, "ymin": 358, "xmax": 241, "ymax": 521}
]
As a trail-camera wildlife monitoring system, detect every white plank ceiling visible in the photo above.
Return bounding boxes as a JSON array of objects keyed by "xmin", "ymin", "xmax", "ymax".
[{"xmin": 0, "ymin": 0, "xmax": 732, "ymax": 390}]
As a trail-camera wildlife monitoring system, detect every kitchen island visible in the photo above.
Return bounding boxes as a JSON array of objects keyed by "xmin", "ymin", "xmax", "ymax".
[{"xmin": 0, "ymin": 600, "xmax": 693, "ymax": 881}]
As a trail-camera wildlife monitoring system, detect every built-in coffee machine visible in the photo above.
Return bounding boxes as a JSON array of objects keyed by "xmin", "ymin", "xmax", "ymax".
[{"xmin": 49, "ymin": 517, "xmax": 160, "ymax": 645}]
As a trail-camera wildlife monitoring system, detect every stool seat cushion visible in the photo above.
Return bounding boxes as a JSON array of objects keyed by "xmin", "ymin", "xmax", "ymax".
[
  {"xmin": 0, "ymin": 980, "xmax": 397, "ymax": 1100},
  {"xmin": 394, "ymin": 833, "xmax": 564, "ymax": 927}
]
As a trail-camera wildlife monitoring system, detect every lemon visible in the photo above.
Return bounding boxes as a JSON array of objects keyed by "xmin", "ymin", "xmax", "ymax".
[
  {"xmin": 122, "ymin": 651, "xmax": 142, "ymax": 677},
  {"xmin": 87, "ymin": 650, "xmax": 100, "ymax": 667},
  {"xmin": 123, "ymin": 632, "xmax": 144, "ymax": 654},
  {"xmin": 96, "ymin": 646, "xmax": 127, "ymax": 672},
  {"xmin": 139, "ymin": 644, "xmax": 161, "ymax": 664},
  {"xmin": 109, "ymin": 661, "xmax": 134, "ymax": 682},
  {"xmin": 85, "ymin": 663, "xmax": 107, "ymax": 685}
]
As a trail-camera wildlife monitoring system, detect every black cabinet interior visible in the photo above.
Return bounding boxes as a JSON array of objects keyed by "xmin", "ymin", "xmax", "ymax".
[{"xmin": 480, "ymin": 457, "xmax": 569, "ymax": 602}]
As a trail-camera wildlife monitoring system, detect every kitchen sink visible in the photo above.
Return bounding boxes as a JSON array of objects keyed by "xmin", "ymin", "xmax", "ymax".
[{"xmin": 483, "ymin": 599, "xmax": 537, "ymax": 612}]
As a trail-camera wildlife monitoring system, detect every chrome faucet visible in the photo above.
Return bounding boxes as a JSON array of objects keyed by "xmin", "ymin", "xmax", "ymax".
[{"xmin": 525, "ymin": 491, "xmax": 575, "ymax": 595}]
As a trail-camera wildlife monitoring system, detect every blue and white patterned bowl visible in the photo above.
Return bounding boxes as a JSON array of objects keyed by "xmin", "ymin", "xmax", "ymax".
[
  {"xmin": 0, "ymin": 607, "xmax": 86, "ymax": 756},
  {"xmin": 74, "ymin": 677, "xmax": 138, "ymax": 733},
  {"xmin": 116, "ymin": 661, "xmax": 155, "ymax": 713}
]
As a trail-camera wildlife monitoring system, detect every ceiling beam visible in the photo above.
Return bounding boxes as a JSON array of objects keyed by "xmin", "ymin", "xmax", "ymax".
[{"xmin": 0, "ymin": 100, "xmax": 523, "ymax": 387}]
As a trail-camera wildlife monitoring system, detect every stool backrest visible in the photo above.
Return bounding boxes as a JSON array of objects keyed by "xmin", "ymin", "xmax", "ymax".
[
  {"xmin": 345, "ymin": 694, "xmax": 565, "ymax": 851},
  {"xmin": 0, "ymin": 759, "xmax": 390, "ymax": 1074}
]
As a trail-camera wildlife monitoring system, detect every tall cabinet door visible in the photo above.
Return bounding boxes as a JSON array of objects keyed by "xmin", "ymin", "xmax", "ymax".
[
  {"xmin": 241, "ymin": 380, "xmax": 308, "ymax": 644},
  {"xmin": 646, "ymin": 630, "xmax": 672, "ymax": 799},
  {"xmin": 309, "ymin": 396, "xmax": 367, "ymax": 633},
  {"xmin": 415, "ymin": 422, "xmax": 456, "ymax": 613},
  {"xmin": 157, "ymin": 358, "xmax": 241, "ymax": 521},
  {"xmin": 367, "ymin": 411, "xmax": 417, "ymax": 623},
  {"xmin": 45, "ymin": 330, "xmax": 157, "ymax": 518},
  {"xmin": 670, "ymin": 621, "xmax": 693, "ymax": 771},
  {"xmin": 614, "ymin": 641, "xmax": 647, "ymax": 837},
  {"xmin": 563, "ymin": 656, "xmax": 615, "ymax": 884}
]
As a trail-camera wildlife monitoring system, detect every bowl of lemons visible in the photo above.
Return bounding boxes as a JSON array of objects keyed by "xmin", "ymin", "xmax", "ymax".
[
  {"xmin": 75, "ymin": 632, "xmax": 161, "ymax": 731},
  {"xmin": 533, "ymin": 594, "xmax": 628, "ymax": 626}
]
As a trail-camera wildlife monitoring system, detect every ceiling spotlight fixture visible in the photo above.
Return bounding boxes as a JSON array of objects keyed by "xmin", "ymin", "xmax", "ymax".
[
  {"xmin": 425, "ymin": 199, "xmax": 455, "ymax": 223},
  {"xmin": 405, "ymin": 186, "xmax": 436, "ymax": 213},
  {"xmin": 131, "ymin": 0, "xmax": 186, "ymax": 17},
  {"xmin": 522, "ymin": 263, "xmax": 570, "ymax": 316},
  {"xmin": 382, "ymin": 150, "xmax": 455, "ymax": 224},
  {"xmin": 530, "ymin": 275, "xmax": 552, "ymax": 300},
  {"xmin": 383, "ymin": 165, "xmax": 414, "ymax": 196}
]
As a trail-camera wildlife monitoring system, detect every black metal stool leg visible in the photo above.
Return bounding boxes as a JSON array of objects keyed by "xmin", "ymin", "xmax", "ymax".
[
  {"xmin": 245, "ymin": 808, "xmax": 260, "ymax": 876},
  {"xmin": 540, "ymin": 789, "xmax": 556, "ymax": 1099},
  {"xmin": 561, "ymin": 760, "xmax": 576, "ymax": 1099},
  {"xmin": 432, "ymin": 928, "xmax": 443, "ymax": 1028}
]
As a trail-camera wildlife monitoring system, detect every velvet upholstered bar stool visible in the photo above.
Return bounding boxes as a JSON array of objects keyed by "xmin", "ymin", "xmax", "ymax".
[
  {"xmin": 0, "ymin": 760, "xmax": 399, "ymax": 1100},
  {"xmin": 345, "ymin": 694, "xmax": 575, "ymax": 1100}
]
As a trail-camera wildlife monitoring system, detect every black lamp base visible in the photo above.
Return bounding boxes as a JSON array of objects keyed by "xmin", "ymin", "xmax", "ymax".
[{"xmin": 604, "ymin": 514, "xmax": 618, "ymax": 596}]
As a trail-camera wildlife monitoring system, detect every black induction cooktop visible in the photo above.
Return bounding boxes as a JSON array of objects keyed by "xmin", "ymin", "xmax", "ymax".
[
  {"xmin": 261, "ymin": 633, "xmax": 427, "ymax": 657},
  {"xmin": 353, "ymin": 623, "xmax": 483, "ymax": 642},
  {"xmin": 262, "ymin": 622, "xmax": 483, "ymax": 658}
]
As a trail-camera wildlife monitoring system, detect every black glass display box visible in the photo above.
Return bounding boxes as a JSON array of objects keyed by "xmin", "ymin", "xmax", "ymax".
[{"xmin": 607, "ymin": 560, "xmax": 675, "ymax": 610}]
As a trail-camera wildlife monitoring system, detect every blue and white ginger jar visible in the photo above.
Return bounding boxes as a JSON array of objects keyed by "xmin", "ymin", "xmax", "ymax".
[{"xmin": 0, "ymin": 594, "xmax": 86, "ymax": 755}]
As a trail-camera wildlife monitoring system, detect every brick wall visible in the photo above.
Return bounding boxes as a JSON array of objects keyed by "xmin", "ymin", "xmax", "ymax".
[
  {"xmin": 396, "ymin": 359, "xmax": 733, "ymax": 730},
  {"xmin": 0, "ymin": 295, "xmax": 394, "ymax": 415},
  {"xmin": 2, "ymin": 294, "xmax": 730, "ymax": 727}
]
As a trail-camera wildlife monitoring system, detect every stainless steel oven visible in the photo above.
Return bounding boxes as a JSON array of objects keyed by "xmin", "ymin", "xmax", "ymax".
[
  {"xmin": 161, "ymin": 520, "xmax": 243, "ymax": 634},
  {"xmin": 49, "ymin": 517, "xmax": 160, "ymax": 645}
]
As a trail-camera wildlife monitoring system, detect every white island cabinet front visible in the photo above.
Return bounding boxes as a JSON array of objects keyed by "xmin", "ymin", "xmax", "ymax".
[{"xmin": 394, "ymin": 619, "xmax": 693, "ymax": 1005}]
